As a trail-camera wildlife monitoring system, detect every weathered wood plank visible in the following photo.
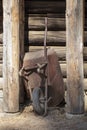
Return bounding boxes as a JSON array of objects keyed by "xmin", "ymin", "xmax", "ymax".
[
  {"xmin": 3, "ymin": 0, "xmax": 24, "ymax": 113},
  {"xmin": 66, "ymin": 0, "xmax": 84, "ymax": 114}
]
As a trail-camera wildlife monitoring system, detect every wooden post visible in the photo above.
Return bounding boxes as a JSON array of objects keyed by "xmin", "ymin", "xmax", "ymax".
[
  {"xmin": 3, "ymin": 0, "xmax": 24, "ymax": 113},
  {"xmin": 66, "ymin": 0, "xmax": 84, "ymax": 114}
]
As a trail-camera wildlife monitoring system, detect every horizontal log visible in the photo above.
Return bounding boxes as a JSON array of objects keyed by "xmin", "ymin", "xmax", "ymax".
[
  {"xmin": 24, "ymin": 1, "xmax": 87, "ymax": 18},
  {"xmin": 26, "ymin": 17, "xmax": 65, "ymax": 31},
  {"xmin": 0, "ymin": 61, "xmax": 2, "ymax": 64},
  {"xmin": 0, "ymin": 44, "xmax": 3, "ymax": 53},
  {"xmin": 0, "ymin": 63, "xmax": 2, "ymax": 77},
  {"xmin": 25, "ymin": 1, "xmax": 65, "ymax": 14},
  {"xmin": 0, "ymin": 53, "xmax": 2, "ymax": 60},
  {"xmin": 25, "ymin": 31, "xmax": 66, "ymax": 45},
  {"xmin": 0, "ymin": 90, "xmax": 3, "ymax": 98},
  {"xmin": 0, "ymin": 33, "xmax": 3, "ymax": 43},
  {"xmin": 27, "ymin": 13, "xmax": 65, "ymax": 18},
  {"xmin": 25, "ymin": 1, "xmax": 87, "ymax": 18},
  {"xmin": 25, "ymin": 31, "xmax": 87, "ymax": 45},
  {"xmin": 0, "ymin": 78, "xmax": 3, "ymax": 90},
  {"xmin": 25, "ymin": 1, "xmax": 87, "ymax": 12},
  {"xmin": 26, "ymin": 17, "xmax": 87, "ymax": 31}
]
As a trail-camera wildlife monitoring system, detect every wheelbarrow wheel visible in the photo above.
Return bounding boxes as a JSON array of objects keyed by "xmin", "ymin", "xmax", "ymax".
[{"xmin": 32, "ymin": 87, "xmax": 45, "ymax": 115}]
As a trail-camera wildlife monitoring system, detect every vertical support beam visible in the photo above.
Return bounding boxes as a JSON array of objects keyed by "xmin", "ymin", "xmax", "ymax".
[
  {"xmin": 66, "ymin": 0, "xmax": 84, "ymax": 114},
  {"xmin": 3, "ymin": 0, "xmax": 24, "ymax": 113}
]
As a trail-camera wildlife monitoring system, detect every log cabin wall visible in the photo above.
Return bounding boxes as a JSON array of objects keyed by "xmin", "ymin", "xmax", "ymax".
[
  {"xmin": 24, "ymin": 0, "xmax": 87, "ymax": 89},
  {"xmin": 0, "ymin": 0, "xmax": 87, "ymax": 89}
]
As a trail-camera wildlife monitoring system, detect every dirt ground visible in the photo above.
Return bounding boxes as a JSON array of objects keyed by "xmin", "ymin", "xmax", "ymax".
[{"xmin": 0, "ymin": 94, "xmax": 87, "ymax": 130}]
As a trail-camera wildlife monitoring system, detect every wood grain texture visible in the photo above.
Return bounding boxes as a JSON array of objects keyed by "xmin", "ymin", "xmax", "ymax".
[
  {"xmin": 3, "ymin": 0, "xmax": 24, "ymax": 113},
  {"xmin": 66, "ymin": 0, "xmax": 84, "ymax": 114}
]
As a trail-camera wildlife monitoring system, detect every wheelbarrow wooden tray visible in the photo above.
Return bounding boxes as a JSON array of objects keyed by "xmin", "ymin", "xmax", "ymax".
[{"xmin": 23, "ymin": 48, "xmax": 65, "ymax": 107}]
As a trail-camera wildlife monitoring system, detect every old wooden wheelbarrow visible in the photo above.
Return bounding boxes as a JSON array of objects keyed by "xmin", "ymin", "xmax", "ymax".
[{"xmin": 19, "ymin": 18, "xmax": 65, "ymax": 115}]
